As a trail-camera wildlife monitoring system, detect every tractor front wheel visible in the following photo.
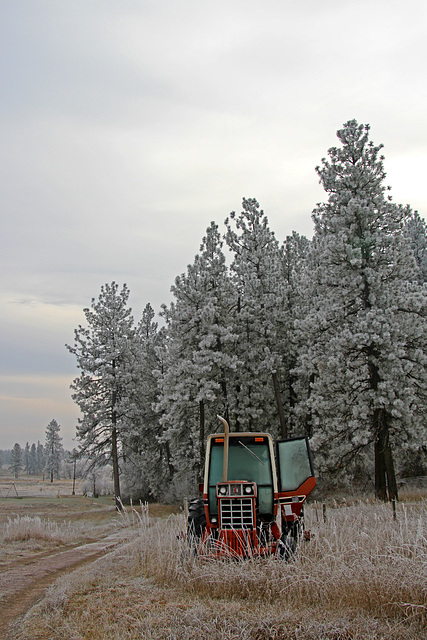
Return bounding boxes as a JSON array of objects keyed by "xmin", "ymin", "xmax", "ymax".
[{"xmin": 187, "ymin": 498, "xmax": 206, "ymax": 550}]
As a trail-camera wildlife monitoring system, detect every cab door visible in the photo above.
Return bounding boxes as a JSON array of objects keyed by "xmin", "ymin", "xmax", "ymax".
[{"xmin": 276, "ymin": 436, "xmax": 316, "ymax": 498}]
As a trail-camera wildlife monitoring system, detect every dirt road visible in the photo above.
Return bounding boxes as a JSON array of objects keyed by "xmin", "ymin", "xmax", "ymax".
[{"xmin": 0, "ymin": 532, "xmax": 123, "ymax": 639}]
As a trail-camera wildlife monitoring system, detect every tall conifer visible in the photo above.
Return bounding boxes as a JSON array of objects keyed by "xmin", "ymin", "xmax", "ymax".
[
  {"xmin": 157, "ymin": 222, "xmax": 237, "ymax": 483},
  {"xmin": 225, "ymin": 199, "xmax": 290, "ymax": 436},
  {"xmin": 121, "ymin": 304, "xmax": 171, "ymax": 499},
  {"xmin": 67, "ymin": 282, "xmax": 138, "ymax": 505},
  {"xmin": 44, "ymin": 419, "xmax": 63, "ymax": 482},
  {"xmin": 9, "ymin": 443, "xmax": 23, "ymax": 479},
  {"xmin": 294, "ymin": 120, "xmax": 427, "ymax": 500}
]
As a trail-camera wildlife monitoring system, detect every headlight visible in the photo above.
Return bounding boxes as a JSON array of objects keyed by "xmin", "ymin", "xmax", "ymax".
[
  {"xmin": 244, "ymin": 485, "xmax": 253, "ymax": 494},
  {"xmin": 219, "ymin": 486, "xmax": 227, "ymax": 495},
  {"xmin": 211, "ymin": 517, "xmax": 217, "ymax": 524}
]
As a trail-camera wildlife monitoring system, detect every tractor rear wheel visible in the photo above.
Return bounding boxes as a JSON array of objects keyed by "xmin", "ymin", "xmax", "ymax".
[{"xmin": 277, "ymin": 534, "xmax": 297, "ymax": 560}]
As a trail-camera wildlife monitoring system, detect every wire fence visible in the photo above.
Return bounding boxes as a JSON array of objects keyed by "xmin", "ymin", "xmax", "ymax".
[{"xmin": 0, "ymin": 480, "xmax": 83, "ymax": 498}]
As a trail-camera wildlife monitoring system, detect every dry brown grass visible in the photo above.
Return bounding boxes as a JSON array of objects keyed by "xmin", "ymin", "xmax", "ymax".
[
  {"xmin": 0, "ymin": 495, "xmax": 123, "ymax": 571},
  {"xmin": 3, "ymin": 515, "xmax": 77, "ymax": 544},
  {"xmin": 12, "ymin": 498, "xmax": 427, "ymax": 640}
]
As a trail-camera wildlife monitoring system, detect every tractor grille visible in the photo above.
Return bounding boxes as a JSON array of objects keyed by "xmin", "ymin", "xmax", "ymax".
[{"xmin": 219, "ymin": 498, "xmax": 254, "ymax": 529}]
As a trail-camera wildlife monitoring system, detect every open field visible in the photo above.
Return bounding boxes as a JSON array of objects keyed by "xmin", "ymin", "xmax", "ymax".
[
  {"xmin": 0, "ymin": 495, "xmax": 120, "ymax": 569},
  {"xmin": 0, "ymin": 471, "xmax": 122, "ymax": 570},
  {"xmin": 0, "ymin": 468, "xmax": 87, "ymax": 499},
  {"xmin": 0, "ymin": 480, "xmax": 181, "ymax": 639},
  {"xmin": 2, "ymin": 490, "xmax": 425, "ymax": 640}
]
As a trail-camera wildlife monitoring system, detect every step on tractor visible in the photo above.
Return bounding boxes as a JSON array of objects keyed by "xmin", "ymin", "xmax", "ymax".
[{"xmin": 187, "ymin": 416, "xmax": 316, "ymax": 558}]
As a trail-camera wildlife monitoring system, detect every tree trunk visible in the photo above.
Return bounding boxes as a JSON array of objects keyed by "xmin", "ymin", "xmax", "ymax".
[
  {"xmin": 272, "ymin": 371, "xmax": 287, "ymax": 438},
  {"xmin": 374, "ymin": 426, "xmax": 387, "ymax": 502},
  {"xmin": 164, "ymin": 440, "xmax": 174, "ymax": 480},
  {"xmin": 50, "ymin": 443, "xmax": 55, "ymax": 482},
  {"xmin": 111, "ymin": 426, "xmax": 121, "ymax": 509},
  {"xmin": 374, "ymin": 408, "xmax": 398, "ymax": 501},
  {"xmin": 384, "ymin": 428, "xmax": 398, "ymax": 501},
  {"xmin": 368, "ymin": 349, "xmax": 399, "ymax": 502},
  {"xmin": 234, "ymin": 383, "xmax": 241, "ymax": 432},
  {"xmin": 198, "ymin": 400, "xmax": 205, "ymax": 484},
  {"xmin": 220, "ymin": 366, "xmax": 230, "ymax": 425},
  {"xmin": 111, "ymin": 374, "xmax": 122, "ymax": 509},
  {"xmin": 304, "ymin": 373, "xmax": 315, "ymax": 438},
  {"xmin": 287, "ymin": 366, "xmax": 297, "ymax": 437}
]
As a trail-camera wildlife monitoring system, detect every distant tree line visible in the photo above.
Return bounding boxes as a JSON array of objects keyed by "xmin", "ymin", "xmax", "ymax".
[
  {"xmin": 1, "ymin": 441, "xmax": 46, "ymax": 479},
  {"xmin": 2, "ymin": 418, "xmax": 67, "ymax": 481},
  {"xmin": 66, "ymin": 120, "xmax": 427, "ymax": 504}
]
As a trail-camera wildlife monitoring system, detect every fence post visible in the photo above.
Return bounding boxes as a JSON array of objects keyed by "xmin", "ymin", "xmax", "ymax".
[{"xmin": 391, "ymin": 498, "xmax": 397, "ymax": 521}]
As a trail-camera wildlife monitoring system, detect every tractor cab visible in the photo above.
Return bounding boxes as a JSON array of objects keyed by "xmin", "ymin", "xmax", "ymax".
[
  {"xmin": 188, "ymin": 416, "xmax": 316, "ymax": 558},
  {"xmin": 206, "ymin": 433, "xmax": 276, "ymax": 526}
]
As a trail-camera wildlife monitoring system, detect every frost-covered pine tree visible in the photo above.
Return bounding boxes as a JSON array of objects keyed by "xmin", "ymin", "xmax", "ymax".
[
  {"xmin": 36, "ymin": 441, "xmax": 45, "ymax": 474},
  {"xmin": 294, "ymin": 120, "xmax": 427, "ymax": 500},
  {"xmin": 28, "ymin": 443, "xmax": 37, "ymax": 475},
  {"xmin": 66, "ymin": 282, "xmax": 138, "ymax": 504},
  {"xmin": 282, "ymin": 231, "xmax": 311, "ymax": 434},
  {"xmin": 9, "ymin": 443, "xmax": 23, "ymax": 479},
  {"xmin": 404, "ymin": 210, "xmax": 427, "ymax": 284},
  {"xmin": 158, "ymin": 222, "xmax": 238, "ymax": 484},
  {"xmin": 44, "ymin": 418, "xmax": 63, "ymax": 482},
  {"xmin": 23, "ymin": 442, "xmax": 30, "ymax": 474},
  {"xmin": 121, "ymin": 303, "xmax": 172, "ymax": 500},
  {"xmin": 225, "ymin": 199, "xmax": 290, "ymax": 436}
]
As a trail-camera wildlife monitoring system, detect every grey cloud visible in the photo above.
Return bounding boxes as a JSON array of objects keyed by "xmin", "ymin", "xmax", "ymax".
[{"xmin": 0, "ymin": 0, "xmax": 426, "ymax": 448}]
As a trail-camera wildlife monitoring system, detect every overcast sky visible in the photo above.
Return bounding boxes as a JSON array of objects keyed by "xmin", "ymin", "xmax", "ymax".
[{"xmin": 1, "ymin": 0, "xmax": 426, "ymax": 451}]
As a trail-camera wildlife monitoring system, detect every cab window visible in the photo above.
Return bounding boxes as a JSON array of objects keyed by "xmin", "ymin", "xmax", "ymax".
[{"xmin": 276, "ymin": 437, "xmax": 314, "ymax": 492}]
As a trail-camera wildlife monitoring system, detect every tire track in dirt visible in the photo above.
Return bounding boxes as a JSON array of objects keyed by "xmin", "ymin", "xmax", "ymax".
[{"xmin": 0, "ymin": 532, "xmax": 124, "ymax": 639}]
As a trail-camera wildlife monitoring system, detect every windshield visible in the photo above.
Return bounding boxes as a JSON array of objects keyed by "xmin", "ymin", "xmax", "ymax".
[
  {"xmin": 209, "ymin": 440, "xmax": 271, "ymax": 485},
  {"xmin": 208, "ymin": 437, "xmax": 273, "ymax": 515}
]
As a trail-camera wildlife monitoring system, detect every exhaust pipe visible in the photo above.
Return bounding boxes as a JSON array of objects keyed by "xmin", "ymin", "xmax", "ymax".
[{"xmin": 217, "ymin": 415, "xmax": 229, "ymax": 482}]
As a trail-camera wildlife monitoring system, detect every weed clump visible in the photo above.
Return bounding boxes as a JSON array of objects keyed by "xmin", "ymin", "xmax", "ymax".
[{"xmin": 3, "ymin": 515, "xmax": 75, "ymax": 544}]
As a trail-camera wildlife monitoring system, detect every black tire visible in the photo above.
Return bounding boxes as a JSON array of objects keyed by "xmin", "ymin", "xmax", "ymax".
[
  {"xmin": 277, "ymin": 534, "xmax": 297, "ymax": 561},
  {"xmin": 187, "ymin": 498, "xmax": 206, "ymax": 548},
  {"xmin": 278, "ymin": 510, "xmax": 303, "ymax": 560}
]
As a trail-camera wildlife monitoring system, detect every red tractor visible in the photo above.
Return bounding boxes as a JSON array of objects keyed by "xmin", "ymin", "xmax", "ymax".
[{"xmin": 188, "ymin": 416, "xmax": 316, "ymax": 558}]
